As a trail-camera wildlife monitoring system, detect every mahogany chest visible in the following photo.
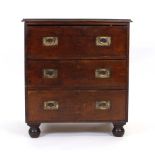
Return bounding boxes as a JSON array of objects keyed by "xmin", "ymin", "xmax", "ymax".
[{"xmin": 23, "ymin": 19, "xmax": 131, "ymax": 138}]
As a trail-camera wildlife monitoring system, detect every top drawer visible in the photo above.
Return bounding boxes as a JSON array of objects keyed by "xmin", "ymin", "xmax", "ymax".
[{"xmin": 26, "ymin": 26, "xmax": 128, "ymax": 59}]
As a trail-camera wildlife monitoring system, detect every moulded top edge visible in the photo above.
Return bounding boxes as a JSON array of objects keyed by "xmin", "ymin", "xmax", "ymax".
[{"xmin": 22, "ymin": 19, "xmax": 132, "ymax": 25}]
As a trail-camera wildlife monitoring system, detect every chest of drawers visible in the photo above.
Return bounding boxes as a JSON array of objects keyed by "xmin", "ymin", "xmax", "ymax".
[{"xmin": 23, "ymin": 19, "xmax": 131, "ymax": 138}]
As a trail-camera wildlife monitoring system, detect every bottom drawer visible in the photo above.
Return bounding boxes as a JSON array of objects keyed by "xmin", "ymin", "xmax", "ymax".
[{"xmin": 26, "ymin": 90, "xmax": 127, "ymax": 122}]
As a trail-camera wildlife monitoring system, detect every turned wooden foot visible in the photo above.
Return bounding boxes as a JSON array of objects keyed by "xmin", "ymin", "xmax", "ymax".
[
  {"xmin": 28, "ymin": 123, "xmax": 41, "ymax": 138},
  {"xmin": 112, "ymin": 122, "xmax": 126, "ymax": 137}
]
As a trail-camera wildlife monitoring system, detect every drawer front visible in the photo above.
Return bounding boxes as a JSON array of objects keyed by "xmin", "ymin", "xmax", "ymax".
[
  {"xmin": 27, "ymin": 90, "xmax": 127, "ymax": 122},
  {"xmin": 27, "ymin": 60, "xmax": 127, "ymax": 89},
  {"xmin": 27, "ymin": 26, "xmax": 128, "ymax": 59}
]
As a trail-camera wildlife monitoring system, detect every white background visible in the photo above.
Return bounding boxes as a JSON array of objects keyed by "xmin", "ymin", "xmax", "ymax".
[{"xmin": 0, "ymin": 0, "xmax": 155, "ymax": 154}]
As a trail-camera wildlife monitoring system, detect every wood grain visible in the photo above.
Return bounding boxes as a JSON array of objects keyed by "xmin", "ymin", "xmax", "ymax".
[
  {"xmin": 27, "ymin": 60, "xmax": 127, "ymax": 89},
  {"xmin": 27, "ymin": 26, "xmax": 128, "ymax": 59},
  {"xmin": 27, "ymin": 90, "xmax": 127, "ymax": 122}
]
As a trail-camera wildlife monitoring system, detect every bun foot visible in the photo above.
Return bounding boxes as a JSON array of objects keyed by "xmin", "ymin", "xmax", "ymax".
[
  {"xmin": 112, "ymin": 122, "xmax": 126, "ymax": 137},
  {"xmin": 112, "ymin": 126, "xmax": 124, "ymax": 137},
  {"xmin": 27, "ymin": 123, "xmax": 41, "ymax": 138}
]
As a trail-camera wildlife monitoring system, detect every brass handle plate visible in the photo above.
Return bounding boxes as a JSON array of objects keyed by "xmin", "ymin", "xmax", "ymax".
[
  {"xmin": 43, "ymin": 69, "xmax": 58, "ymax": 78},
  {"xmin": 95, "ymin": 68, "xmax": 110, "ymax": 78},
  {"xmin": 44, "ymin": 101, "xmax": 59, "ymax": 110},
  {"xmin": 96, "ymin": 36, "xmax": 111, "ymax": 46},
  {"xmin": 96, "ymin": 101, "xmax": 111, "ymax": 110},
  {"xmin": 43, "ymin": 36, "xmax": 58, "ymax": 46}
]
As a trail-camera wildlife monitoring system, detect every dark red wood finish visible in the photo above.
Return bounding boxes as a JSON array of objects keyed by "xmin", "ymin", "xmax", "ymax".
[
  {"xmin": 23, "ymin": 19, "xmax": 131, "ymax": 26},
  {"xmin": 23, "ymin": 19, "xmax": 131, "ymax": 137},
  {"xmin": 27, "ymin": 26, "xmax": 128, "ymax": 59},
  {"xmin": 27, "ymin": 90, "xmax": 126, "ymax": 122},
  {"xmin": 27, "ymin": 60, "xmax": 127, "ymax": 89}
]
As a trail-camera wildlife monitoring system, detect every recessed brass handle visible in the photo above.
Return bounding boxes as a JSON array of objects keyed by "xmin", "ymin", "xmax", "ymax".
[
  {"xmin": 43, "ymin": 69, "xmax": 58, "ymax": 78},
  {"xmin": 95, "ymin": 68, "xmax": 110, "ymax": 78},
  {"xmin": 96, "ymin": 101, "xmax": 111, "ymax": 110},
  {"xmin": 44, "ymin": 101, "xmax": 59, "ymax": 110},
  {"xmin": 96, "ymin": 36, "xmax": 111, "ymax": 46},
  {"xmin": 43, "ymin": 36, "xmax": 58, "ymax": 46}
]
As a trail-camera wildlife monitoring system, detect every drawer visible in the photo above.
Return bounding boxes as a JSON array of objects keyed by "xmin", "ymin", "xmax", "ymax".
[
  {"xmin": 27, "ymin": 60, "xmax": 127, "ymax": 89},
  {"xmin": 27, "ymin": 26, "xmax": 128, "ymax": 59},
  {"xmin": 27, "ymin": 90, "xmax": 127, "ymax": 122}
]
